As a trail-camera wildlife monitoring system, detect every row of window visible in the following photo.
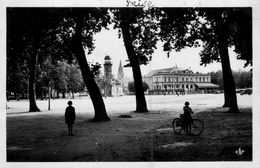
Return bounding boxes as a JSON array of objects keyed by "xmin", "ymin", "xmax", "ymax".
[
  {"xmin": 153, "ymin": 76, "xmax": 210, "ymax": 83},
  {"xmin": 153, "ymin": 84, "xmax": 194, "ymax": 90}
]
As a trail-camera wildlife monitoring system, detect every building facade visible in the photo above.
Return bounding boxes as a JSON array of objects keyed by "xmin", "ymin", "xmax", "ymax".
[
  {"xmin": 111, "ymin": 79, "xmax": 124, "ymax": 96},
  {"xmin": 143, "ymin": 66, "xmax": 219, "ymax": 95}
]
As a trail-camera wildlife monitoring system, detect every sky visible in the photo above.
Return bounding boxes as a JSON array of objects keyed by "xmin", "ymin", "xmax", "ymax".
[{"xmin": 87, "ymin": 26, "xmax": 251, "ymax": 80}]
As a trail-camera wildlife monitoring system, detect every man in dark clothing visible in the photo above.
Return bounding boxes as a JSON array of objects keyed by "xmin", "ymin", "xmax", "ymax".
[{"xmin": 65, "ymin": 101, "xmax": 76, "ymax": 136}]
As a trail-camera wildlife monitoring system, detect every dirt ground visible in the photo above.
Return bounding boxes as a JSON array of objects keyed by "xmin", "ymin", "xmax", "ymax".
[{"xmin": 6, "ymin": 106, "xmax": 252, "ymax": 162}]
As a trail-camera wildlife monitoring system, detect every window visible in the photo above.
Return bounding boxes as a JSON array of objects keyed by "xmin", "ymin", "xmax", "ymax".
[
  {"xmin": 190, "ymin": 85, "xmax": 193, "ymax": 89},
  {"xmin": 186, "ymin": 85, "xmax": 189, "ymax": 88}
]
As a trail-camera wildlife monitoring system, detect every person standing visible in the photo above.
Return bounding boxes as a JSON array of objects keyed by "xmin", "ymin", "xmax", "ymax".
[
  {"xmin": 183, "ymin": 101, "xmax": 194, "ymax": 132},
  {"xmin": 65, "ymin": 101, "xmax": 76, "ymax": 136}
]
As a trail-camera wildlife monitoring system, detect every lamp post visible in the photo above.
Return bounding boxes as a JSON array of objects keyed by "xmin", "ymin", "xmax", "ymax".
[{"xmin": 48, "ymin": 81, "xmax": 51, "ymax": 111}]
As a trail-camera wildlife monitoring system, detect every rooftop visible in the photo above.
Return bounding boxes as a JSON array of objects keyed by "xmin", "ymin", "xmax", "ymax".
[
  {"xmin": 104, "ymin": 55, "xmax": 111, "ymax": 60},
  {"xmin": 144, "ymin": 66, "xmax": 208, "ymax": 77}
]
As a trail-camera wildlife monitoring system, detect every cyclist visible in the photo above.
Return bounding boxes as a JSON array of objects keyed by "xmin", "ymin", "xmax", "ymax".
[{"xmin": 182, "ymin": 101, "xmax": 194, "ymax": 132}]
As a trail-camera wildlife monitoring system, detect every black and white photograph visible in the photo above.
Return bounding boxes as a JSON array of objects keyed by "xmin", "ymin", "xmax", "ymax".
[{"xmin": 1, "ymin": 0, "xmax": 259, "ymax": 167}]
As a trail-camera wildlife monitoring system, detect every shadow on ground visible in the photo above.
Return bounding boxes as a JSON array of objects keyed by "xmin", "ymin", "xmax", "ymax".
[{"xmin": 6, "ymin": 107, "xmax": 252, "ymax": 161}]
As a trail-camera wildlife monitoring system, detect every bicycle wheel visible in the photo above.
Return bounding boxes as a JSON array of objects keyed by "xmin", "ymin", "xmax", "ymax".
[
  {"xmin": 190, "ymin": 119, "xmax": 204, "ymax": 136},
  {"xmin": 172, "ymin": 118, "xmax": 182, "ymax": 134}
]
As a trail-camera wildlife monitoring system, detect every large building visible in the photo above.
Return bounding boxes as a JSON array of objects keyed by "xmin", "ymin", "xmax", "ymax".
[{"xmin": 143, "ymin": 65, "xmax": 219, "ymax": 95}]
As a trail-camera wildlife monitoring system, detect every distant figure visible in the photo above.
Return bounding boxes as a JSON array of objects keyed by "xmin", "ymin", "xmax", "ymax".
[
  {"xmin": 176, "ymin": 91, "xmax": 179, "ymax": 96},
  {"xmin": 183, "ymin": 101, "xmax": 194, "ymax": 132},
  {"xmin": 65, "ymin": 101, "xmax": 76, "ymax": 136}
]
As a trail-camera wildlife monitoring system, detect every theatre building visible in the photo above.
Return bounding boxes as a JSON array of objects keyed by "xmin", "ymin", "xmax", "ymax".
[{"xmin": 143, "ymin": 66, "xmax": 219, "ymax": 95}]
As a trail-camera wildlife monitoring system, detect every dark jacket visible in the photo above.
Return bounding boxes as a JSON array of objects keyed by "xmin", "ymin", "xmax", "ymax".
[
  {"xmin": 65, "ymin": 106, "xmax": 76, "ymax": 124},
  {"xmin": 183, "ymin": 106, "xmax": 193, "ymax": 122}
]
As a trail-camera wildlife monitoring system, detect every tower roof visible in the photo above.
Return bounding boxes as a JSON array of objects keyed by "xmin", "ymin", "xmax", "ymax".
[
  {"xmin": 117, "ymin": 60, "xmax": 124, "ymax": 80},
  {"xmin": 104, "ymin": 55, "xmax": 111, "ymax": 60}
]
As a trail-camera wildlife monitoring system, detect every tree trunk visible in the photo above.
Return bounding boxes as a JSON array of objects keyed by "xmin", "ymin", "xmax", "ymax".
[
  {"xmin": 215, "ymin": 13, "xmax": 239, "ymax": 113},
  {"xmin": 120, "ymin": 9, "xmax": 148, "ymax": 113},
  {"xmin": 28, "ymin": 37, "xmax": 40, "ymax": 112},
  {"xmin": 56, "ymin": 91, "xmax": 60, "ymax": 98},
  {"xmin": 62, "ymin": 91, "xmax": 66, "ymax": 98},
  {"xmin": 6, "ymin": 91, "xmax": 9, "ymax": 101},
  {"xmin": 72, "ymin": 15, "xmax": 110, "ymax": 122}
]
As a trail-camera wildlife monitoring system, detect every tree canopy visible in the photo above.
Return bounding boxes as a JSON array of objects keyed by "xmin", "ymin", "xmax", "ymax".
[
  {"xmin": 112, "ymin": 8, "xmax": 159, "ymax": 65},
  {"xmin": 157, "ymin": 8, "xmax": 252, "ymax": 67},
  {"xmin": 197, "ymin": 8, "xmax": 252, "ymax": 67}
]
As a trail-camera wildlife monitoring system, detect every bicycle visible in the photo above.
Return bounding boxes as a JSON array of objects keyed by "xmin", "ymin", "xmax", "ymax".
[{"xmin": 172, "ymin": 114, "xmax": 204, "ymax": 136}]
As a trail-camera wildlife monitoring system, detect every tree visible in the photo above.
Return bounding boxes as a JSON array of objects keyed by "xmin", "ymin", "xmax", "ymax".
[
  {"xmin": 6, "ymin": 42, "xmax": 29, "ymax": 100},
  {"xmin": 7, "ymin": 8, "xmax": 70, "ymax": 111},
  {"xmin": 142, "ymin": 81, "xmax": 150, "ymax": 92},
  {"xmin": 212, "ymin": 70, "xmax": 252, "ymax": 89},
  {"xmin": 33, "ymin": 58, "xmax": 89, "ymax": 100},
  {"xmin": 71, "ymin": 9, "xmax": 111, "ymax": 121},
  {"xmin": 7, "ymin": 8, "xmax": 111, "ymax": 119},
  {"xmin": 112, "ymin": 8, "xmax": 159, "ymax": 112},
  {"xmin": 158, "ymin": 8, "xmax": 199, "ymax": 55},
  {"xmin": 95, "ymin": 75, "xmax": 110, "ymax": 97},
  {"xmin": 128, "ymin": 81, "xmax": 150, "ymax": 93},
  {"xmin": 233, "ymin": 70, "xmax": 252, "ymax": 88},
  {"xmin": 158, "ymin": 8, "xmax": 252, "ymax": 113},
  {"xmin": 197, "ymin": 8, "xmax": 252, "ymax": 112},
  {"xmin": 229, "ymin": 8, "xmax": 252, "ymax": 67},
  {"xmin": 210, "ymin": 70, "xmax": 223, "ymax": 89},
  {"xmin": 7, "ymin": 8, "xmax": 43, "ymax": 111},
  {"xmin": 66, "ymin": 64, "xmax": 85, "ymax": 99},
  {"xmin": 235, "ymin": 71, "xmax": 252, "ymax": 88}
]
